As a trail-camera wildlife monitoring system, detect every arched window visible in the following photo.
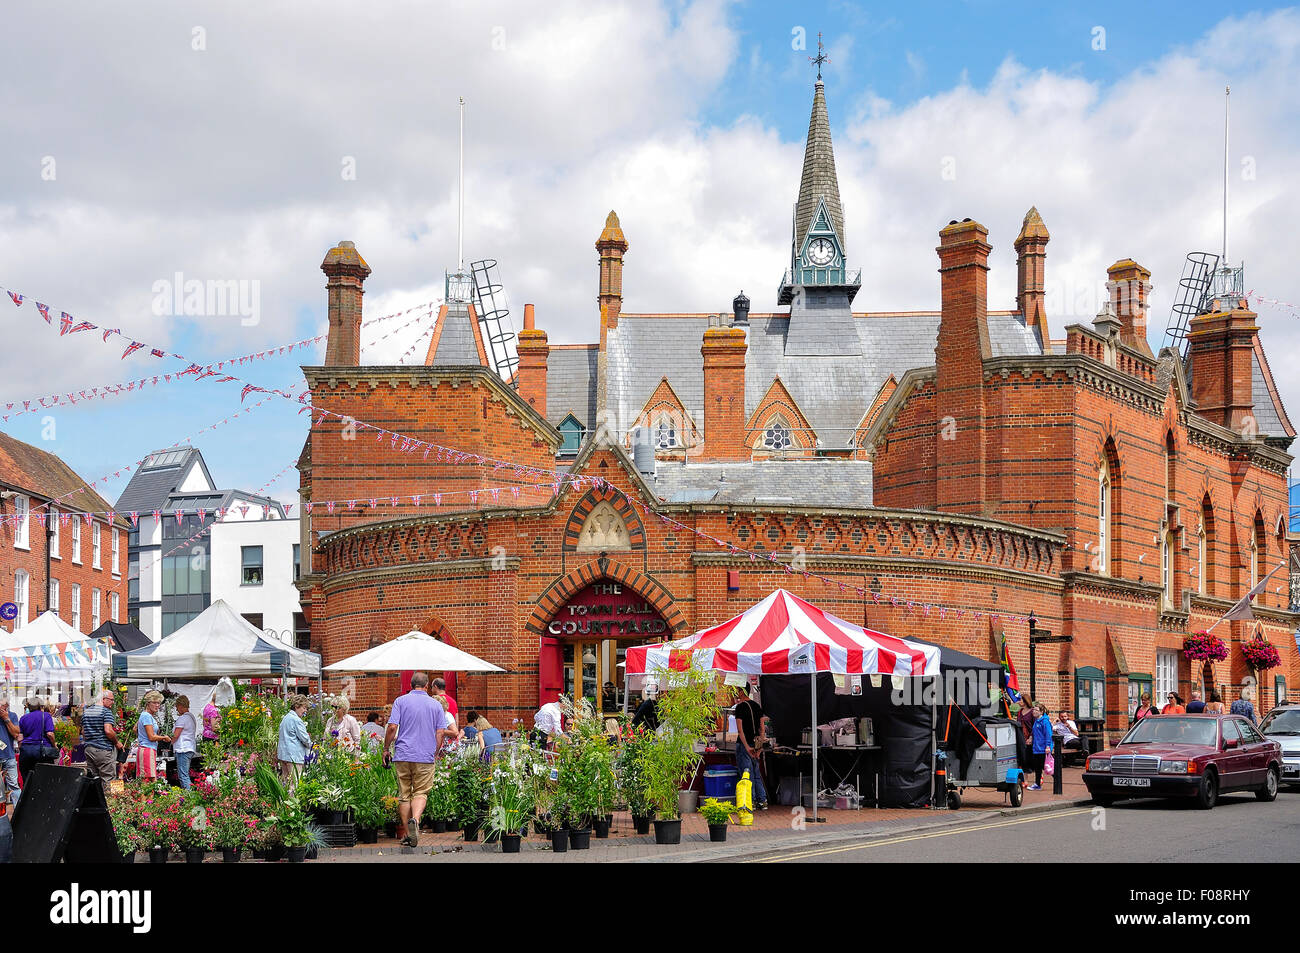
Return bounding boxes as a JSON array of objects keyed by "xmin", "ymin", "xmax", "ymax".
[
  {"xmin": 1201, "ymin": 498, "xmax": 1216, "ymax": 596},
  {"xmin": 1164, "ymin": 432, "xmax": 1176, "ymax": 502},
  {"xmin": 1162, "ymin": 530, "xmax": 1175, "ymax": 609},
  {"xmin": 761, "ymin": 416, "xmax": 795, "ymax": 452},
  {"xmin": 557, "ymin": 415, "xmax": 584, "ymax": 455},
  {"xmin": 1098, "ymin": 455, "xmax": 1111, "ymax": 575},
  {"xmin": 654, "ymin": 414, "xmax": 679, "ymax": 450},
  {"xmin": 1251, "ymin": 511, "xmax": 1266, "ymax": 598},
  {"xmin": 1197, "ymin": 518, "xmax": 1206, "ymax": 596}
]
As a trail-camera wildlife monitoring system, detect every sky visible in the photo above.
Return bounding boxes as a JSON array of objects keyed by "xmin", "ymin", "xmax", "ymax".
[{"xmin": 1, "ymin": 0, "xmax": 1298, "ymax": 520}]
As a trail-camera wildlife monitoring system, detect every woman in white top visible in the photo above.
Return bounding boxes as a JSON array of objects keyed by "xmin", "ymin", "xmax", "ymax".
[
  {"xmin": 324, "ymin": 696, "xmax": 361, "ymax": 752},
  {"xmin": 172, "ymin": 695, "xmax": 199, "ymax": 789}
]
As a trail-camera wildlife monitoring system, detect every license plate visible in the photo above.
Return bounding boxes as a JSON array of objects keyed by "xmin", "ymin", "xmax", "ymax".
[
  {"xmin": 1284, "ymin": 766, "xmax": 1300, "ymax": 776},
  {"xmin": 1113, "ymin": 777, "xmax": 1151, "ymax": 788}
]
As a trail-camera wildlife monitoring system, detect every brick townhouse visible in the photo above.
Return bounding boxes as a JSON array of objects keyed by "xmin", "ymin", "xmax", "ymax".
[
  {"xmin": 0, "ymin": 431, "xmax": 130, "ymax": 644},
  {"xmin": 295, "ymin": 77, "xmax": 1299, "ymax": 741}
]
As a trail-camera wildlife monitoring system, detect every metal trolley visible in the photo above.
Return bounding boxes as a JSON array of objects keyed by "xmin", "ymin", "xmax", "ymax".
[{"xmin": 941, "ymin": 721, "xmax": 1024, "ymax": 810}]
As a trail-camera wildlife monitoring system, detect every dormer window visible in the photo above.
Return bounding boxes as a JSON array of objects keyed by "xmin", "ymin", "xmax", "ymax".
[
  {"xmin": 762, "ymin": 417, "xmax": 795, "ymax": 452},
  {"xmin": 557, "ymin": 415, "xmax": 584, "ymax": 456},
  {"xmin": 654, "ymin": 417, "xmax": 678, "ymax": 450}
]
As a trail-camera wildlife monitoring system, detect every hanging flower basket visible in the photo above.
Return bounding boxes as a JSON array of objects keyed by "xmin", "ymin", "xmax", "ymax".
[
  {"xmin": 1182, "ymin": 631, "xmax": 1228, "ymax": 663},
  {"xmin": 1241, "ymin": 637, "xmax": 1281, "ymax": 672}
]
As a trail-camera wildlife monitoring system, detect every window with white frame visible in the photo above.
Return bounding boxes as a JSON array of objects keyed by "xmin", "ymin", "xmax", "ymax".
[
  {"xmin": 111, "ymin": 529, "xmax": 120, "ymax": 575},
  {"xmin": 1250, "ymin": 534, "xmax": 1259, "ymax": 594},
  {"xmin": 13, "ymin": 494, "xmax": 30, "ymax": 550},
  {"xmin": 241, "ymin": 546, "xmax": 264, "ymax": 586},
  {"xmin": 70, "ymin": 583, "xmax": 81, "ymax": 632},
  {"xmin": 71, "ymin": 519, "xmax": 81, "ymax": 563},
  {"xmin": 50, "ymin": 507, "xmax": 60, "ymax": 559},
  {"xmin": 1197, "ymin": 521, "xmax": 1206, "ymax": 596},
  {"xmin": 654, "ymin": 415, "xmax": 679, "ymax": 450},
  {"xmin": 91, "ymin": 587, "xmax": 101, "ymax": 631},
  {"xmin": 1156, "ymin": 649, "xmax": 1178, "ymax": 706},
  {"xmin": 1162, "ymin": 530, "xmax": 1175, "ymax": 609},
  {"xmin": 48, "ymin": 577, "xmax": 59, "ymax": 616},
  {"xmin": 13, "ymin": 570, "xmax": 29, "ymax": 629},
  {"xmin": 761, "ymin": 416, "xmax": 794, "ymax": 451},
  {"xmin": 1097, "ymin": 460, "xmax": 1110, "ymax": 575},
  {"xmin": 92, "ymin": 522, "xmax": 101, "ymax": 568},
  {"xmin": 110, "ymin": 591, "xmax": 120, "ymax": 623}
]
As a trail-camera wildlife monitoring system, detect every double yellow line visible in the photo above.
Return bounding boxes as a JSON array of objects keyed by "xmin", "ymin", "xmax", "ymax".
[{"xmin": 751, "ymin": 808, "xmax": 1095, "ymax": 862}]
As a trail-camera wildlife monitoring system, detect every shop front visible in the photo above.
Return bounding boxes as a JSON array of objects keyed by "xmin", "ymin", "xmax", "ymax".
[{"xmin": 539, "ymin": 580, "xmax": 671, "ymax": 716}]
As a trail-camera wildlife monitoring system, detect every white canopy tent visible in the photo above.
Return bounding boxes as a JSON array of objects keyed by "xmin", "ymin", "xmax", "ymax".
[
  {"xmin": 111, "ymin": 599, "xmax": 321, "ymax": 679},
  {"xmin": 324, "ymin": 630, "xmax": 503, "ymax": 673}
]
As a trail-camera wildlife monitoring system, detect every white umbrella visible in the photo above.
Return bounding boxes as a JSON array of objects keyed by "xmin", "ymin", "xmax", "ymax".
[{"xmin": 323, "ymin": 630, "xmax": 504, "ymax": 673}]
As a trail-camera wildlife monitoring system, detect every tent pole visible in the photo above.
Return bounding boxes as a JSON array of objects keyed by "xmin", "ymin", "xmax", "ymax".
[
  {"xmin": 811, "ymin": 669, "xmax": 819, "ymax": 824},
  {"xmin": 930, "ymin": 675, "xmax": 938, "ymax": 810}
]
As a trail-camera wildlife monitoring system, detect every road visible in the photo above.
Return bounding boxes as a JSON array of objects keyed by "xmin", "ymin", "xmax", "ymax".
[{"xmin": 739, "ymin": 790, "xmax": 1300, "ymax": 863}]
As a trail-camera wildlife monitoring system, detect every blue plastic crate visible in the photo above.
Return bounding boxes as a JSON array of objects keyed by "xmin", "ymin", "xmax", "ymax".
[{"xmin": 703, "ymin": 766, "xmax": 738, "ymax": 800}]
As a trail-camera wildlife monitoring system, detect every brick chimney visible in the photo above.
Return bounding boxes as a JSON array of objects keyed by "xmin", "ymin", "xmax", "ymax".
[
  {"xmin": 1186, "ymin": 298, "xmax": 1258, "ymax": 434},
  {"xmin": 596, "ymin": 211, "xmax": 628, "ymax": 331},
  {"xmin": 515, "ymin": 303, "xmax": 549, "ymax": 418},
  {"xmin": 699, "ymin": 324, "xmax": 748, "ymax": 461},
  {"xmin": 1013, "ymin": 207, "xmax": 1050, "ymax": 345},
  {"xmin": 1106, "ymin": 259, "xmax": 1153, "ymax": 358},
  {"xmin": 934, "ymin": 218, "xmax": 991, "ymax": 514},
  {"xmin": 321, "ymin": 240, "xmax": 371, "ymax": 366}
]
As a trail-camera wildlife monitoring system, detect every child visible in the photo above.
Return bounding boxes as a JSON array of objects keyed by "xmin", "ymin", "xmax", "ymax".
[{"xmin": 1029, "ymin": 704, "xmax": 1053, "ymax": 791}]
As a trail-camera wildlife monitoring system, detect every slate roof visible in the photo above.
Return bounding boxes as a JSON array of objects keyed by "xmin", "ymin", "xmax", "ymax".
[
  {"xmin": 651, "ymin": 459, "xmax": 874, "ymax": 507},
  {"xmin": 115, "ymin": 447, "xmax": 206, "ymax": 514},
  {"xmin": 428, "ymin": 303, "xmax": 484, "ymax": 366},
  {"xmin": 602, "ymin": 310, "xmax": 1042, "ymax": 448},
  {"xmin": 793, "ymin": 81, "xmax": 845, "ymax": 252},
  {"xmin": 0, "ymin": 429, "xmax": 122, "ymax": 522},
  {"xmin": 546, "ymin": 346, "xmax": 598, "ymax": 429}
]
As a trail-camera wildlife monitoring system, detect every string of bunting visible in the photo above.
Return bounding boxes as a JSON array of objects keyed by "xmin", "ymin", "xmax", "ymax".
[
  {"xmin": 1245, "ymin": 291, "xmax": 1300, "ymax": 318},
  {"xmin": 2, "ymin": 637, "xmax": 110, "ymax": 675}
]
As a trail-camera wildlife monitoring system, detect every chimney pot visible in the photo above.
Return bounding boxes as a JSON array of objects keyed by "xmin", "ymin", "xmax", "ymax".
[
  {"xmin": 732, "ymin": 290, "xmax": 750, "ymax": 326},
  {"xmin": 321, "ymin": 240, "xmax": 371, "ymax": 366},
  {"xmin": 523, "ymin": 303, "xmax": 536, "ymax": 330}
]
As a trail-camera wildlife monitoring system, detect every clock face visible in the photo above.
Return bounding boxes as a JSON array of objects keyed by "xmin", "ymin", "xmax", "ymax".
[{"xmin": 807, "ymin": 238, "xmax": 835, "ymax": 266}]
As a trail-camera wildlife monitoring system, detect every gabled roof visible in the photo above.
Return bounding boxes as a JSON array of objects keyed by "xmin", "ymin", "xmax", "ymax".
[
  {"xmin": 116, "ymin": 446, "xmax": 211, "ymax": 514},
  {"xmin": 0, "ymin": 429, "xmax": 122, "ymax": 522},
  {"xmin": 545, "ymin": 344, "xmax": 598, "ymax": 430},
  {"xmin": 793, "ymin": 80, "xmax": 845, "ymax": 251}
]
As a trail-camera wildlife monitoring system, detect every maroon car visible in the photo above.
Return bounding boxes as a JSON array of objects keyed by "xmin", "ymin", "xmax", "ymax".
[{"xmin": 1084, "ymin": 714, "xmax": 1281, "ymax": 809}]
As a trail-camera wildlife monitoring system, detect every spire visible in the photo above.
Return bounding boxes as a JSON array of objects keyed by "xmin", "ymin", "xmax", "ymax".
[{"xmin": 793, "ymin": 80, "xmax": 845, "ymax": 253}]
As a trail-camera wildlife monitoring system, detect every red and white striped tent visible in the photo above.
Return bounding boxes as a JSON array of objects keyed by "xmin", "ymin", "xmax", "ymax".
[{"xmin": 625, "ymin": 588, "xmax": 941, "ymax": 677}]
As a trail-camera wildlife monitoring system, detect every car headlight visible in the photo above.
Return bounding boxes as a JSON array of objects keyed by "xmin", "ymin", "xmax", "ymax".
[
  {"xmin": 1087, "ymin": 757, "xmax": 1110, "ymax": 772},
  {"xmin": 1159, "ymin": 760, "xmax": 1189, "ymax": 774}
]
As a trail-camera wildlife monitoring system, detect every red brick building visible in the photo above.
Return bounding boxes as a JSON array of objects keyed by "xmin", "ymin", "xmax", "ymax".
[
  {"xmin": 297, "ymin": 80, "xmax": 1298, "ymax": 741},
  {"xmin": 1, "ymin": 431, "xmax": 130, "ymax": 644}
]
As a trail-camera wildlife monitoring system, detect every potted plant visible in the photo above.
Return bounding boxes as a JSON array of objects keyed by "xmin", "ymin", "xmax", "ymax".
[
  {"xmin": 618, "ymin": 723, "xmax": 655, "ymax": 834},
  {"xmin": 485, "ymin": 757, "xmax": 532, "ymax": 855},
  {"xmin": 273, "ymin": 796, "xmax": 318, "ymax": 862},
  {"xmin": 178, "ymin": 800, "xmax": 211, "ymax": 863},
  {"xmin": 426, "ymin": 766, "xmax": 456, "ymax": 832},
  {"xmin": 642, "ymin": 662, "xmax": 720, "ymax": 845},
  {"xmin": 107, "ymin": 792, "xmax": 142, "ymax": 863},
  {"xmin": 447, "ymin": 749, "xmax": 488, "ymax": 841},
  {"xmin": 699, "ymin": 797, "xmax": 734, "ymax": 842},
  {"xmin": 1242, "ymin": 636, "xmax": 1281, "ymax": 672}
]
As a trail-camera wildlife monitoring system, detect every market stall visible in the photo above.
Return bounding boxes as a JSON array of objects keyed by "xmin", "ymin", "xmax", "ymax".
[
  {"xmin": 626, "ymin": 589, "xmax": 943, "ymax": 817},
  {"xmin": 110, "ymin": 599, "xmax": 321, "ymax": 680},
  {"xmin": 1, "ymin": 611, "xmax": 111, "ymax": 703}
]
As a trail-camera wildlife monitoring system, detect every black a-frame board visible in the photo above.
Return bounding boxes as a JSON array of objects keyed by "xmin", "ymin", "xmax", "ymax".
[{"xmin": 11, "ymin": 764, "xmax": 120, "ymax": 863}]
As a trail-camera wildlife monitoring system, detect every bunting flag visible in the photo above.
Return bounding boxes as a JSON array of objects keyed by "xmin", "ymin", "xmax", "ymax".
[
  {"xmin": 7, "ymin": 291, "xmax": 22, "ymax": 306},
  {"xmin": 122, "ymin": 341, "xmax": 145, "ymax": 359},
  {"xmin": 36, "ymin": 302, "xmax": 51, "ymax": 323},
  {"xmin": 59, "ymin": 311, "xmax": 74, "ymax": 334},
  {"xmin": 69, "ymin": 321, "xmax": 96, "ymax": 334}
]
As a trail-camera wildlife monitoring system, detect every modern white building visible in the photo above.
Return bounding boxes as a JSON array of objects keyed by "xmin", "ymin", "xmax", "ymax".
[
  {"xmin": 210, "ymin": 512, "xmax": 304, "ymax": 646},
  {"xmin": 117, "ymin": 447, "xmax": 301, "ymax": 643}
]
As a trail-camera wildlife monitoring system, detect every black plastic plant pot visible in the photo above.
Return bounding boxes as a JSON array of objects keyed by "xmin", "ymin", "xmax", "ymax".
[
  {"xmin": 592, "ymin": 817, "xmax": 611, "ymax": 838},
  {"xmin": 501, "ymin": 834, "xmax": 522, "ymax": 854},
  {"xmin": 569, "ymin": 827, "xmax": 592, "ymax": 850},
  {"xmin": 148, "ymin": 848, "xmax": 168, "ymax": 864},
  {"xmin": 708, "ymin": 823, "xmax": 727, "ymax": 842},
  {"xmin": 221, "ymin": 849, "xmax": 241, "ymax": 863},
  {"xmin": 550, "ymin": 828, "xmax": 569, "ymax": 852},
  {"xmin": 462, "ymin": 821, "xmax": 480, "ymax": 842},
  {"xmin": 632, "ymin": 814, "xmax": 652, "ymax": 835},
  {"xmin": 430, "ymin": 819, "xmax": 447, "ymax": 833},
  {"xmin": 653, "ymin": 819, "xmax": 682, "ymax": 845},
  {"xmin": 285, "ymin": 846, "xmax": 309, "ymax": 863},
  {"xmin": 121, "ymin": 850, "xmax": 136, "ymax": 864},
  {"xmin": 185, "ymin": 848, "xmax": 205, "ymax": 864},
  {"xmin": 357, "ymin": 827, "xmax": 379, "ymax": 844}
]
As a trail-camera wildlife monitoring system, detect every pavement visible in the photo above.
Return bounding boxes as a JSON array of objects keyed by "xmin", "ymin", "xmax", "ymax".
[{"xmin": 306, "ymin": 766, "xmax": 1093, "ymax": 863}]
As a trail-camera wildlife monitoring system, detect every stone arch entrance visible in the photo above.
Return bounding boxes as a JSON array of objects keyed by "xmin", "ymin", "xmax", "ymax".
[{"xmin": 527, "ymin": 560, "xmax": 684, "ymax": 714}]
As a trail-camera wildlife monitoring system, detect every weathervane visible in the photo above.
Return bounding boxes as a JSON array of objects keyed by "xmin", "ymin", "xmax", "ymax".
[{"xmin": 809, "ymin": 32, "xmax": 830, "ymax": 80}]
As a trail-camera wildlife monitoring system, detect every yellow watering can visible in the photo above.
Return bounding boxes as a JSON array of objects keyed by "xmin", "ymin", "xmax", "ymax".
[{"xmin": 736, "ymin": 770, "xmax": 754, "ymax": 826}]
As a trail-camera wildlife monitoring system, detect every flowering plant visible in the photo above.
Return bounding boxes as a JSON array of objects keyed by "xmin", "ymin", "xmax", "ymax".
[
  {"xmin": 1241, "ymin": 637, "xmax": 1281, "ymax": 671},
  {"xmin": 53, "ymin": 719, "xmax": 81, "ymax": 751},
  {"xmin": 1182, "ymin": 631, "xmax": 1229, "ymax": 662},
  {"xmin": 107, "ymin": 791, "xmax": 145, "ymax": 855}
]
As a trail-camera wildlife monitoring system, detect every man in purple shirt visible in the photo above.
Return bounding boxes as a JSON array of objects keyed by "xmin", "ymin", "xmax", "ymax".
[{"xmin": 384, "ymin": 672, "xmax": 455, "ymax": 847}]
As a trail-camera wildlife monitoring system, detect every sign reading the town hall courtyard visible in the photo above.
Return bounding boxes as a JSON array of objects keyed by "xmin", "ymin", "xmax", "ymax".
[{"xmin": 546, "ymin": 582, "xmax": 669, "ymax": 638}]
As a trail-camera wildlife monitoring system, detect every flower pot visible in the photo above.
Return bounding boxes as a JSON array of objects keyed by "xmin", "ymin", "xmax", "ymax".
[
  {"xmin": 430, "ymin": 819, "xmax": 447, "ymax": 833},
  {"xmin": 306, "ymin": 845, "xmax": 319, "ymax": 860},
  {"xmin": 120, "ymin": 850, "xmax": 136, "ymax": 864},
  {"xmin": 501, "ymin": 833, "xmax": 522, "ymax": 854},
  {"xmin": 461, "ymin": 821, "xmax": 480, "ymax": 842},
  {"xmin": 677, "ymin": 789, "xmax": 699, "ymax": 815},
  {"xmin": 569, "ymin": 827, "xmax": 592, "ymax": 850},
  {"xmin": 221, "ymin": 849, "xmax": 241, "ymax": 863},
  {"xmin": 265, "ymin": 845, "xmax": 285, "ymax": 862},
  {"xmin": 592, "ymin": 817, "xmax": 611, "ymax": 838},
  {"xmin": 549, "ymin": 828, "xmax": 569, "ymax": 852},
  {"xmin": 285, "ymin": 846, "xmax": 309, "ymax": 863},
  {"xmin": 185, "ymin": 848, "xmax": 205, "ymax": 864},
  {"xmin": 653, "ymin": 819, "xmax": 682, "ymax": 845},
  {"xmin": 148, "ymin": 847, "xmax": 168, "ymax": 864},
  {"xmin": 357, "ymin": 826, "xmax": 379, "ymax": 844},
  {"xmin": 708, "ymin": 823, "xmax": 728, "ymax": 842},
  {"xmin": 632, "ymin": 813, "xmax": 652, "ymax": 835},
  {"xmin": 383, "ymin": 821, "xmax": 398, "ymax": 838}
]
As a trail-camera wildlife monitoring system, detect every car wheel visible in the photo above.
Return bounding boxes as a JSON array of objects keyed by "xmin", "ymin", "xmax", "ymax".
[
  {"xmin": 1008, "ymin": 784, "xmax": 1023, "ymax": 808},
  {"xmin": 1255, "ymin": 766, "xmax": 1279, "ymax": 802},
  {"xmin": 1196, "ymin": 770, "xmax": 1218, "ymax": 810}
]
